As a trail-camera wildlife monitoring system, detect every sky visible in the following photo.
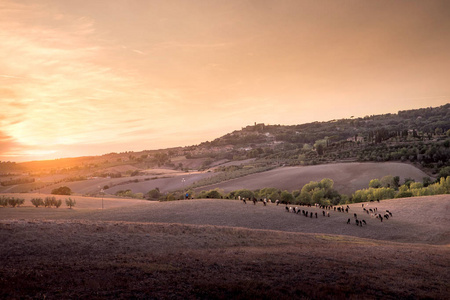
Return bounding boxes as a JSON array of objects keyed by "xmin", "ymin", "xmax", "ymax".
[{"xmin": 1, "ymin": 0, "xmax": 450, "ymax": 162}]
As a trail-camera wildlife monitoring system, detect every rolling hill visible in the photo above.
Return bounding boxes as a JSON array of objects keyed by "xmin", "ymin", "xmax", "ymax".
[{"xmin": 0, "ymin": 194, "xmax": 449, "ymax": 299}]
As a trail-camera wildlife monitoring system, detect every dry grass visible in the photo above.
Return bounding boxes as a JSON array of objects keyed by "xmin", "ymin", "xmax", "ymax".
[
  {"xmin": 31, "ymin": 161, "xmax": 430, "ymax": 196},
  {"xmin": 0, "ymin": 194, "xmax": 449, "ymax": 299},
  {"xmin": 196, "ymin": 162, "xmax": 432, "ymax": 194}
]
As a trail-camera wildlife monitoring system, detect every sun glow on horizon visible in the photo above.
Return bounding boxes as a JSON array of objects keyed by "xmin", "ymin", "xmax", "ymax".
[{"xmin": 1, "ymin": 0, "xmax": 450, "ymax": 162}]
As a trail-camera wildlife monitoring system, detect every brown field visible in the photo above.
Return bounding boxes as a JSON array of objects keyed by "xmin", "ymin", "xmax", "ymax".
[
  {"xmin": 0, "ymin": 193, "xmax": 449, "ymax": 299},
  {"xmin": 29, "ymin": 161, "xmax": 432, "ymax": 197},
  {"xmin": 195, "ymin": 162, "xmax": 433, "ymax": 195}
]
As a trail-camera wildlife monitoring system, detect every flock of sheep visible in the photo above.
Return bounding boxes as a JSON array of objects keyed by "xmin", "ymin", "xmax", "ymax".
[{"xmin": 240, "ymin": 197, "xmax": 394, "ymax": 227}]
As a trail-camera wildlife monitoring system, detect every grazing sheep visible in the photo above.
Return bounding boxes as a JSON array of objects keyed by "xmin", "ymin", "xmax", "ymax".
[
  {"xmin": 285, "ymin": 206, "xmax": 289, "ymax": 212},
  {"xmin": 347, "ymin": 218, "xmax": 350, "ymax": 224},
  {"xmin": 354, "ymin": 213, "xmax": 357, "ymax": 219},
  {"xmin": 362, "ymin": 220, "xmax": 367, "ymax": 225}
]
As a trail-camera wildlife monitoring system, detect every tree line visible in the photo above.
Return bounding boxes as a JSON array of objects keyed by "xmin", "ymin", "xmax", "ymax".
[{"xmin": 152, "ymin": 175, "xmax": 450, "ymax": 205}]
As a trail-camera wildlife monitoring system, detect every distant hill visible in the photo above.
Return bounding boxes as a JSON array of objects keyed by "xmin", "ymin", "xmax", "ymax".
[{"xmin": 1, "ymin": 104, "xmax": 449, "ymax": 195}]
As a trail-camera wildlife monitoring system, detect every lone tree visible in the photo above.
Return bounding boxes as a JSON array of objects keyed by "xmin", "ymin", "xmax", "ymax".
[
  {"xmin": 65, "ymin": 197, "xmax": 76, "ymax": 209},
  {"xmin": 51, "ymin": 186, "xmax": 72, "ymax": 195}
]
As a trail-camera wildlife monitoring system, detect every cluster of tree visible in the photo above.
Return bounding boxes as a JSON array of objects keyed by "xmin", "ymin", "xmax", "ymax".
[
  {"xmin": 51, "ymin": 186, "xmax": 72, "ymax": 195},
  {"xmin": 297, "ymin": 178, "xmax": 346, "ymax": 206},
  {"xmin": 115, "ymin": 189, "xmax": 144, "ymax": 199},
  {"xmin": 192, "ymin": 104, "xmax": 450, "ymax": 172},
  {"xmin": 0, "ymin": 196, "xmax": 25, "ymax": 207},
  {"xmin": 91, "ymin": 172, "xmax": 122, "ymax": 178},
  {"xmin": 396, "ymin": 177, "xmax": 450, "ymax": 198},
  {"xmin": 351, "ymin": 176, "xmax": 450, "ymax": 202},
  {"xmin": 151, "ymin": 152, "xmax": 171, "ymax": 167},
  {"xmin": 31, "ymin": 196, "xmax": 62, "ymax": 208},
  {"xmin": 0, "ymin": 161, "xmax": 22, "ymax": 172},
  {"xmin": 146, "ymin": 188, "xmax": 161, "ymax": 200},
  {"xmin": 63, "ymin": 176, "xmax": 88, "ymax": 182},
  {"xmin": 157, "ymin": 174, "xmax": 450, "ymax": 205},
  {"xmin": 206, "ymin": 132, "xmax": 268, "ymax": 147},
  {"xmin": 1, "ymin": 105, "xmax": 449, "ymax": 185},
  {"xmin": 173, "ymin": 179, "xmax": 344, "ymax": 205},
  {"xmin": 1, "ymin": 177, "xmax": 35, "ymax": 186},
  {"xmin": 208, "ymin": 105, "xmax": 450, "ymax": 150},
  {"xmin": 356, "ymin": 139, "xmax": 450, "ymax": 169}
]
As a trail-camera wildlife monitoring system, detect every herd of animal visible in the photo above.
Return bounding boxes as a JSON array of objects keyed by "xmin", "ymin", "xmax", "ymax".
[{"xmin": 240, "ymin": 197, "xmax": 394, "ymax": 227}]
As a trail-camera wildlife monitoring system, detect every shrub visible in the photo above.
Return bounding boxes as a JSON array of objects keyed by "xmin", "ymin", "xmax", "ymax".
[
  {"xmin": 395, "ymin": 190, "xmax": 413, "ymax": 198},
  {"xmin": 147, "ymin": 188, "xmax": 161, "ymax": 200},
  {"xmin": 7, "ymin": 197, "xmax": 25, "ymax": 207},
  {"xmin": 7, "ymin": 198, "xmax": 17, "ymax": 207},
  {"xmin": 115, "ymin": 189, "xmax": 143, "ymax": 199},
  {"xmin": 369, "ymin": 179, "xmax": 382, "ymax": 188},
  {"xmin": 161, "ymin": 193, "xmax": 175, "ymax": 201},
  {"xmin": 439, "ymin": 166, "xmax": 450, "ymax": 179},
  {"xmin": 198, "ymin": 189, "xmax": 224, "ymax": 199},
  {"xmin": 298, "ymin": 179, "xmax": 341, "ymax": 205},
  {"xmin": 280, "ymin": 190, "xmax": 295, "ymax": 204},
  {"xmin": 55, "ymin": 199, "xmax": 62, "ymax": 208},
  {"xmin": 228, "ymin": 189, "xmax": 255, "ymax": 200},
  {"xmin": 44, "ymin": 196, "xmax": 57, "ymax": 207},
  {"xmin": 31, "ymin": 198, "xmax": 44, "ymax": 207},
  {"xmin": 0, "ymin": 197, "xmax": 18, "ymax": 207},
  {"xmin": 0, "ymin": 196, "xmax": 8, "ymax": 207},
  {"xmin": 51, "ymin": 186, "xmax": 72, "ymax": 195},
  {"xmin": 351, "ymin": 187, "xmax": 395, "ymax": 203},
  {"xmin": 256, "ymin": 187, "xmax": 281, "ymax": 201}
]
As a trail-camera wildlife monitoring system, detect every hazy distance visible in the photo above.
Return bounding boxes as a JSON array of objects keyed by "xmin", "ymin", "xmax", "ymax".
[{"xmin": 1, "ymin": 0, "xmax": 449, "ymax": 162}]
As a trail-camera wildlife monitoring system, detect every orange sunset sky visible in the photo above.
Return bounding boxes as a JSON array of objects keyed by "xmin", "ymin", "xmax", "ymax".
[{"xmin": 1, "ymin": 0, "xmax": 450, "ymax": 162}]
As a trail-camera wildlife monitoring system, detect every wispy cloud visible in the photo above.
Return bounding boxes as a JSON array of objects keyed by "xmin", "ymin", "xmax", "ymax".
[
  {"xmin": 0, "ymin": 1, "xmax": 175, "ymax": 160},
  {"xmin": 132, "ymin": 49, "xmax": 145, "ymax": 55},
  {"xmin": 1, "ymin": 0, "xmax": 449, "ymax": 162}
]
